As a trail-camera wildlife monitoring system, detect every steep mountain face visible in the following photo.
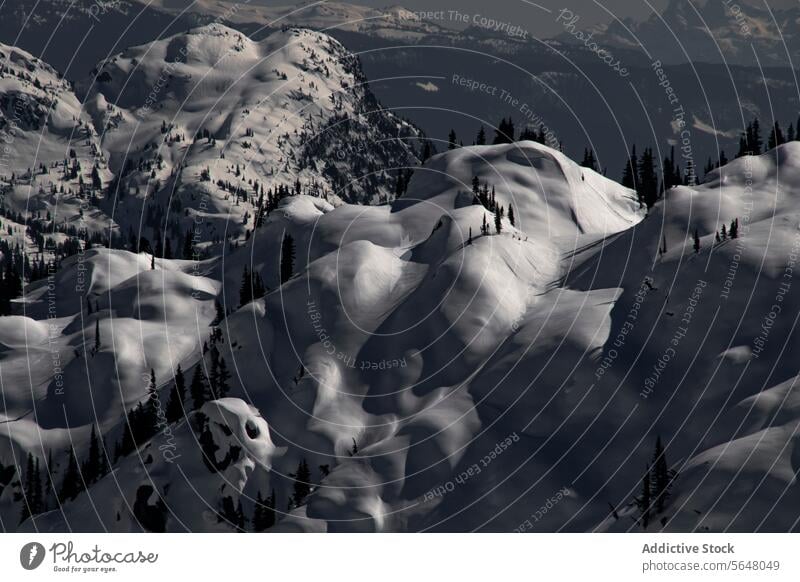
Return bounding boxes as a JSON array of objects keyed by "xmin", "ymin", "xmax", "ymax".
[
  {"xmin": 78, "ymin": 24, "xmax": 420, "ymax": 242},
  {"xmin": 0, "ymin": 24, "xmax": 422, "ymax": 271}
]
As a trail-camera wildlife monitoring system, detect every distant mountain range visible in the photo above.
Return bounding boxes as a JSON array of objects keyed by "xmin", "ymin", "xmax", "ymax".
[{"xmin": 576, "ymin": 0, "xmax": 800, "ymax": 67}]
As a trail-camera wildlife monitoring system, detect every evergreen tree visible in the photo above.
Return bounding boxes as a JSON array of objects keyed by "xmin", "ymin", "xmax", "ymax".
[
  {"xmin": 190, "ymin": 365, "xmax": 209, "ymax": 409},
  {"xmin": 83, "ymin": 424, "xmax": 102, "ymax": 484},
  {"xmin": 747, "ymin": 118, "xmax": 763, "ymax": 154},
  {"xmin": 638, "ymin": 147, "xmax": 659, "ymax": 208},
  {"xmin": 291, "ymin": 459, "xmax": 312, "ymax": 508},
  {"xmin": 19, "ymin": 453, "xmax": 43, "ymax": 523},
  {"xmin": 636, "ymin": 464, "xmax": 652, "ymax": 529},
  {"xmin": 730, "ymin": 218, "xmax": 739, "ymax": 239},
  {"xmin": 253, "ymin": 489, "xmax": 277, "ymax": 531},
  {"xmin": 493, "ymin": 118, "xmax": 515, "ymax": 144},
  {"xmin": 768, "ymin": 121, "xmax": 785, "ymax": 150},
  {"xmin": 693, "ymin": 229, "xmax": 700, "ymax": 254},
  {"xmin": 143, "ymin": 369, "xmax": 159, "ymax": 436},
  {"xmin": 447, "ymin": 129, "xmax": 458, "ymax": 150},
  {"xmin": 494, "ymin": 208, "xmax": 502, "ymax": 234},
  {"xmin": 91, "ymin": 165, "xmax": 102, "ymax": 190},
  {"xmin": 165, "ymin": 365, "xmax": 186, "ymax": 423},
  {"xmin": 651, "ymin": 436, "xmax": 673, "ymax": 514},
  {"xmin": 59, "ymin": 447, "xmax": 82, "ymax": 502},
  {"xmin": 94, "ymin": 319, "xmax": 101, "ymax": 353},
  {"xmin": 621, "ymin": 145, "xmax": 637, "ymax": 191},
  {"xmin": 508, "ymin": 205, "xmax": 515, "ymax": 227},
  {"xmin": 239, "ymin": 266, "xmax": 252, "ymax": 307},
  {"xmin": 476, "ymin": 125, "xmax": 486, "ymax": 145},
  {"xmin": 581, "ymin": 148, "xmax": 598, "ymax": 171},
  {"xmin": 217, "ymin": 356, "xmax": 231, "ymax": 398},
  {"xmin": 420, "ymin": 140, "xmax": 432, "ymax": 162},
  {"xmin": 280, "ymin": 233, "xmax": 295, "ymax": 284}
]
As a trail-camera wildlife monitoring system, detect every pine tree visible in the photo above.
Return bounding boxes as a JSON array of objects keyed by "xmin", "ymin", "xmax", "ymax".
[
  {"xmin": 621, "ymin": 145, "xmax": 637, "ymax": 189},
  {"xmin": 730, "ymin": 218, "xmax": 739, "ymax": 239},
  {"xmin": 239, "ymin": 266, "xmax": 252, "ymax": 307},
  {"xmin": 420, "ymin": 140, "xmax": 432, "ymax": 162},
  {"xmin": 581, "ymin": 148, "xmax": 598, "ymax": 171},
  {"xmin": 190, "ymin": 365, "xmax": 208, "ymax": 409},
  {"xmin": 493, "ymin": 118, "xmax": 515, "ymax": 144},
  {"xmin": 165, "ymin": 365, "xmax": 186, "ymax": 423},
  {"xmin": 768, "ymin": 121, "xmax": 785, "ymax": 150},
  {"xmin": 447, "ymin": 129, "xmax": 458, "ymax": 150},
  {"xmin": 236, "ymin": 499, "xmax": 246, "ymax": 531},
  {"xmin": 19, "ymin": 453, "xmax": 43, "ymax": 523},
  {"xmin": 253, "ymin": 489, "xmax": 277, "ymax": 531},
  {"xmin": 217, "ymin": 356, "xmax": 231, "ymax": 398},
  {"xmin": 291, "ymin": 459, "xmax": 312, "ymax": 508},
  {"xmin": 143, "ymin": 369, "xmax": 159, "ymax": 436},
  {"xmin": 508, "ymin": 205, "xmax": 515, "ymax": 227},
  {"xmin": 83, "ymin": 424, "xmax": 102, "ymax": 484},
  {"xmin": 59, "ymin": 447, "xmax": 82, "ymax": 502},
  {"xmin": 638, "ymin": 148, "xmax": 659, "ymax": 208},
  {"xmin": 94, "ymin": 319, "xmax": 101, "ymax": 353},
  {"xmin": 636, "ymin": 464, "xmax": 652, "ymax": 529},
  {"xmin": 651, "ymin": 436, "xmax": 672, "ymax": 514},
  {"xmin": 693, "ymin": 230, "xmax": 700, "ymax": 254},
  {"xmin": 476, "ymin": 125, "xmax": 486, "ymax": 145},
  {"xmin": 494, "ymin": 209, "xmax": 502, "ymax": 234},
  {"xmin": 280, "ymin": 233, "xmax": 295, "ymax": 284}
]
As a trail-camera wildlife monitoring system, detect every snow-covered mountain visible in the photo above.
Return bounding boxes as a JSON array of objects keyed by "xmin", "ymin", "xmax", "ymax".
[
  {"xmin": 575, "ymin": 0, "xmax": 800, "ymax": 66},
  {"xmin": 3, "ymin": 3, "xmax": 800, "ymax": 534},
  {"xmin": 4, "ymin": 94, "xmax": 800, "ymax": 530},
  {"xmin": 79, "ymin": 24, "xmax": 420, "ymax": 237},
  {"xmin": 5, "ymin": 138, "xmax": 646, "ymax": 532},
  {"xmin": 0, "ymin": 23, "xmax": 422, "ymax": 274}
]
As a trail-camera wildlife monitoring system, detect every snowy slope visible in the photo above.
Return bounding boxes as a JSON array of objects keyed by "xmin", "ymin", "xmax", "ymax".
[
  {"xmin": 4, "ymin": 64, "xmax": 800, "ymax": 532},
  {"xmin": 77, "ymin": 24, "xmax": 421, "ymax": 242},
  {"xmin": 1, "ymin": 140, "xmax": 646, "ymax": 532}
]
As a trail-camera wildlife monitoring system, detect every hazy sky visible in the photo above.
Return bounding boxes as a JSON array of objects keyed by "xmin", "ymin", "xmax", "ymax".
[{"xmin": 240, "ymin": 0, "xmax": 798, "ymax": 38}]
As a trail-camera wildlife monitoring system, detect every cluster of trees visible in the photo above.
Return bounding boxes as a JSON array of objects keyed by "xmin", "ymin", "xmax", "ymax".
[
  {"xmin": 470, "ymin": 177, "xmax": 516, "ymax": 238},
  {"xmin": 620, "ymin": 146, "xmax": 697, "ymax": 209},
  {"xmin": 239, "ymin": 265, "xmax": 266, "ymax": 307},
  {"xmin": 448, "ymin": 121, "xmax": 556, "ymax": 150},
  {"xmin": 217, "ymin": 488, "xmax": 278, "ymax": 532},
  {"xmin": 736, "ymin": 117, "xmax": 800, "ymax": 157},
  {"xmin": 714, "ymin": 218, "xmax": 740, "ymax": 243},
  {"xmin": 636, "ymin": 436, "xmax": 675, "ymax": 529},
  {"xmin": 280, "ymin": 233, "xmax": 295, "ymax": 284},
  {"xmin": 18, "ymin": 424, "xmax": 111, "ymax": 524},
  {"xmin": 115, "ymin": 369, "xmax": 163, "ymax": 459},
  {"xmin": 0, "ymin": 240, "xmax": 24, "ymax": 315}
]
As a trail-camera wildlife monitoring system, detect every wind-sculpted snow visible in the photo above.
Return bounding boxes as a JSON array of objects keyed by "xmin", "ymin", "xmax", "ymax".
[{"xmin": 4, "ymin": 14, "xmax": 800, "ymax": 530}]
